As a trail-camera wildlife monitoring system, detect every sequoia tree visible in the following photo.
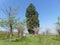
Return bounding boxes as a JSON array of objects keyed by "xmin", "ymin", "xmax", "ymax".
[
  {"xmin": 26, "ymin": 3, "xmax": 40, "ymax": 34},
  {"xmin": 56, "ymin": 16, "xmax": 60, "ymax": 35}
]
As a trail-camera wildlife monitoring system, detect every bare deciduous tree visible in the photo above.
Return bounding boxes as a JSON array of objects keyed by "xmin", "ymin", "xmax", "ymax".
[
  {"xmin": 32, "ymin": 27, "xmax": 39, "ymax": 37},
  {"xmin": 0, "ymin": 7, "xmax": 19, "ymax": 42},
  {"xmin": 45, "ymin": 28, "xmax": 50, "ymax": 35},
  {"xmin": 17, "ymin": 24, "xmax": 25, "ymax": 38}
]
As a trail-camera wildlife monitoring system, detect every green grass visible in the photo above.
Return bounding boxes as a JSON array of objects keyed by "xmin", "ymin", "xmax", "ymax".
[{"xmin": 0, "ymin": 35, "xmax": 60, "ymax": 45}]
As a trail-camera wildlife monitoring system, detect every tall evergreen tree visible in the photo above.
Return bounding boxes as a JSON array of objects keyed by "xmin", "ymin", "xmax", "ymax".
[
  {"xmin": 56, "ymin": 17, "xmax": 60, "ymax": 28},
  {"xmin": 26, "ymin": 3, "xmax": 40, "ymax": 34},
  {"xmin": 56, "ymin": 16, "xmax": 60, "ymax": 35}
]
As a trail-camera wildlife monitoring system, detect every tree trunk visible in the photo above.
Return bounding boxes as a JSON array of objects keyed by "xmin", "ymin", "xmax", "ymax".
[
  {"xmin": 20, "ymin": 31, "xmax": 23, "ymax": 38},
  {"xmin": 28, "ymin": 29, "xmax": 35, "ymax": 34},
  {"xmin": 18, "ymin": 30, "xmax": 20, "ymax": 38},
  {"xmin": 10, "ymin": 25, "xmax": 13, "ymax": 42}
]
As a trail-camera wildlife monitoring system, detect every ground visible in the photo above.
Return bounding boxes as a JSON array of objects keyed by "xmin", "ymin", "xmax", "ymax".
[{"xmin": 0, "ymin": 35, "xmax": 60, "ymax": 45}]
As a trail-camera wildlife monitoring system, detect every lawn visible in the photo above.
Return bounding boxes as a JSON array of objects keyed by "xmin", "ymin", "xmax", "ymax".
[{"xmin": 0, "ymin": 35, "xmax": 60, "ymax": 45}]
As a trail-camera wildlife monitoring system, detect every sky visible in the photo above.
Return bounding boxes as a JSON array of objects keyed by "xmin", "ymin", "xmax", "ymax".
[{"xmin": 0, "ymin": 0, "xmax": 60, "ymax": 34}]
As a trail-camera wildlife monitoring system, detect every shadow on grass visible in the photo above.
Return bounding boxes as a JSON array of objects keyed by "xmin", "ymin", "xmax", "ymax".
[
  {"xmin": 12, "ymin": 39, "xmax": 20, "ymax": 42},
  {"xmin": 12, "ymin": 37, "xmax": 26, "ymax": 42},
  {"xmin": 2, "ymin": 37, "xmax": 27, "ymax": 42},
  {"xmin": 52, "ymin": 38, "xmax": 60, "ymax": 41}
]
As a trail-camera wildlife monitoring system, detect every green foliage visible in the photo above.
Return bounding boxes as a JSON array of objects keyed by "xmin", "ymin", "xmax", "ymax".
[
  {"xmin": 0, "ymin": 7, "xmax": 19, "ymax": 29},
  {"xmin": 56, "ymin": 16, "xmax": 60, "ymax": 28},
  {"xmin": 0, "ymin": 19, "xmax": 9, "ymax": 29},
  {"xmin": 26, "ymin": 3, "xmax": 39, "ymax": 32}
]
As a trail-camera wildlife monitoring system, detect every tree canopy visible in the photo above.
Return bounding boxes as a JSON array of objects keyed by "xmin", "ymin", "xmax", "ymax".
[{"xmin": 26, "ymin": 3, "xmax": 40, "ymax": 34}]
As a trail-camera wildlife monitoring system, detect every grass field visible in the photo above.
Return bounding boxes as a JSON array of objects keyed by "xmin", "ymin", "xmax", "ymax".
[{"xmin": 0, "ymin": 35, "xmax": 60, "ymax": 45}]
